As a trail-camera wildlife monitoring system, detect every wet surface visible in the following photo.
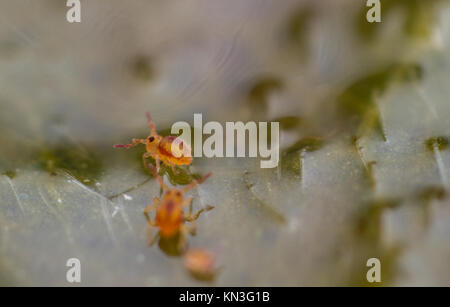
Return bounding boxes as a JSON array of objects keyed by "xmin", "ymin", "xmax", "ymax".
[{"xmin": 0, "ymin": 0, "xmax": 449, "ymax": 286}]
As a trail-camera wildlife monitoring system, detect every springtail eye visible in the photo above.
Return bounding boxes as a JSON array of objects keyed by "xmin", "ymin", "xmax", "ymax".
[{"xmin": 149, "ymin": 136, "xmax": 155, "ymax": 142}]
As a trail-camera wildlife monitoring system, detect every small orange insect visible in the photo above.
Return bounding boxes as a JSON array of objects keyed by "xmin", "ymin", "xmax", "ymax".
[
  {"xmin": 114, "ymin": 112, "xmax": 192, "ymax": 172},
  {"xmin": 184, "ymin": 248, "xmax": 217, "ymax": 281},
  {"xmin": 144, "ymin": 165, "xmax": 214, "ymax": 246}
]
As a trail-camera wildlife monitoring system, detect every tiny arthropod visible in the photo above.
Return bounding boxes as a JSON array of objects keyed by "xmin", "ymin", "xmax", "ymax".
[
  {"xmin": 144, "ymin": 165, "xmax": 213, "ymax": 247},
  {"xmin": 114, "ymin": 112, "xmax": 192, "ymax": 172},
  {"xmin": 184, "ymin": 248, "xmax": 217, "ymax": 281}
]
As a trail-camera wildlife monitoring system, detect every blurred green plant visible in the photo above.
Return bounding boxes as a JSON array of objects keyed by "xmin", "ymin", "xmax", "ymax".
[
  {"xmin": 337, "ymin": 63, "xmax": 423, "ymax": 140},
  {"xmin": 39, "ymin": 144, "xmax": 103, "ymax": 186},
  {"xmin": 358, "ymin": 0, "xmax": 447, "ymax": 40}
]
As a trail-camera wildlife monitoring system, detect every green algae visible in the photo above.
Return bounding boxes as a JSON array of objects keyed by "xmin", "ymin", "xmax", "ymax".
[
  {"xmin": 338, "ymin": 63, "xmax": 422, "ymax": 140},
  {"xmin": 39, "ymin": 144, "xmax": 103, "ymax": 186}
]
